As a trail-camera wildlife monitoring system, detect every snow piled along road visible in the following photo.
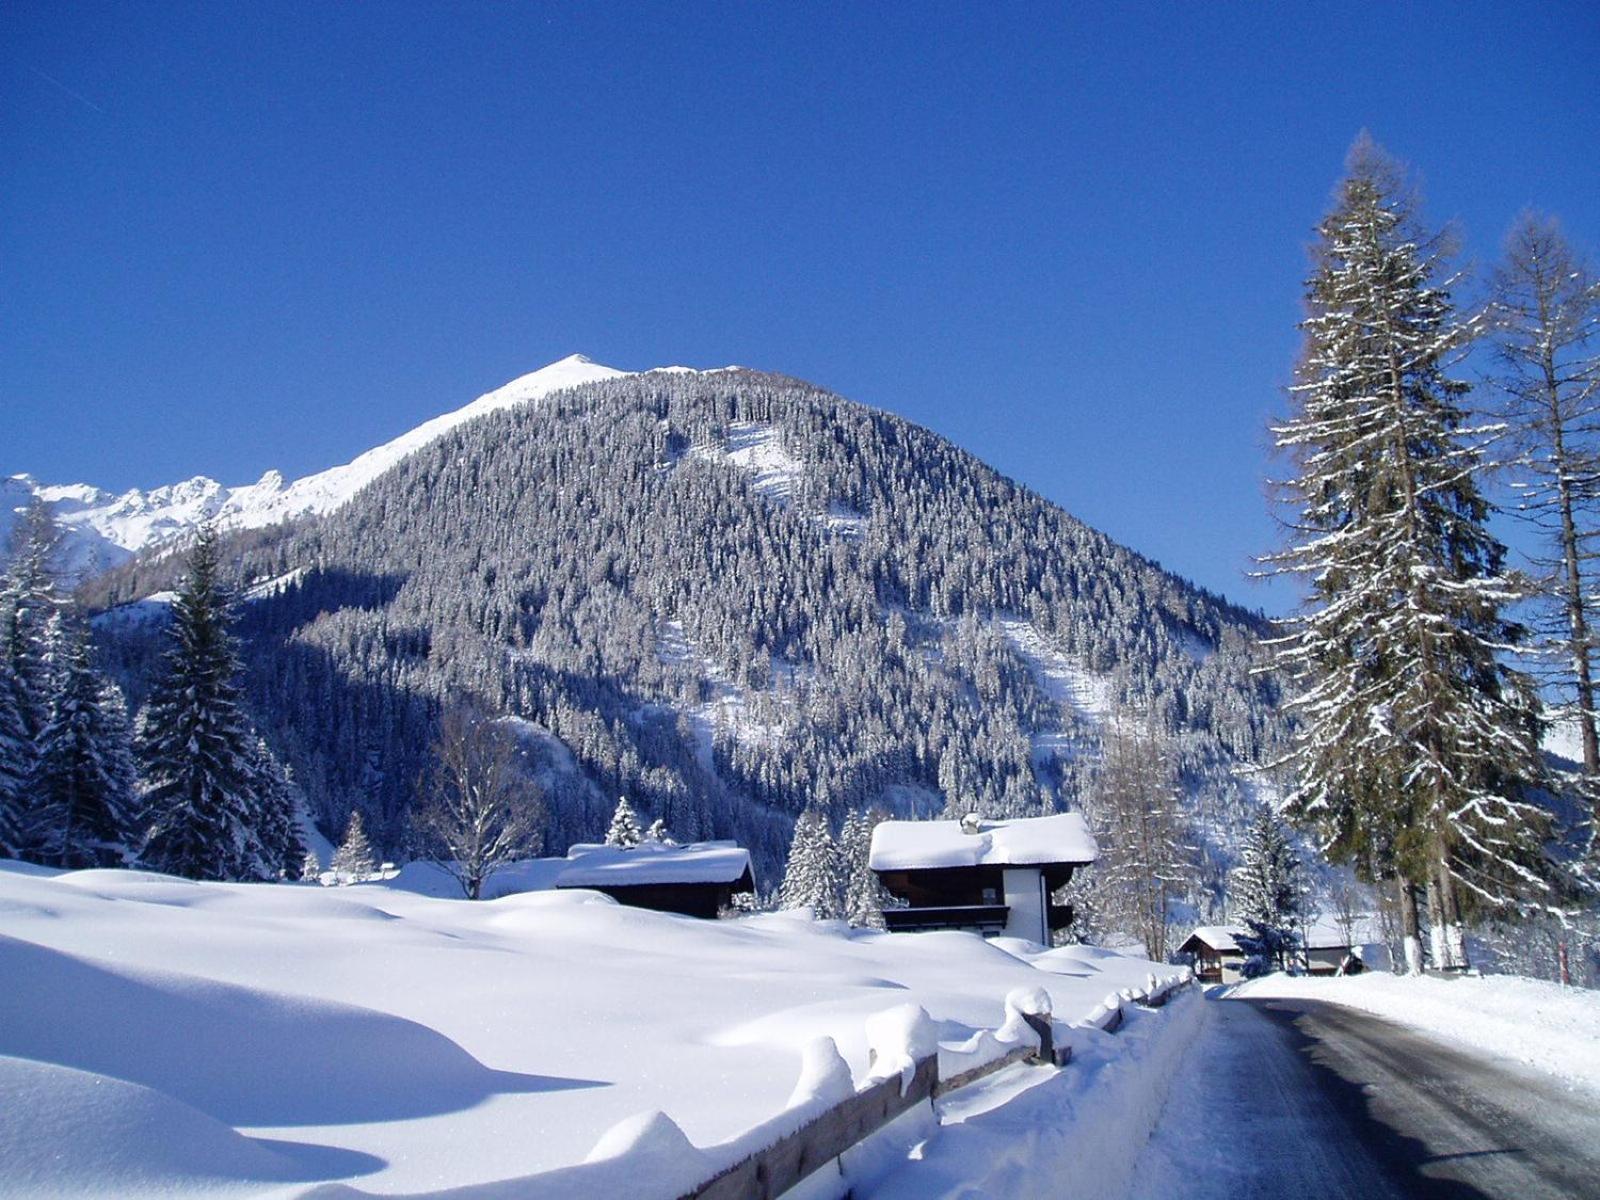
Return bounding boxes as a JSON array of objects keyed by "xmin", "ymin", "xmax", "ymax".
[
  {"xmin": 0, "ymin": 862, "xmax": 1183, "ymax": 1198},
  {"xmin": 1234, "ymin": 970, "xmax": 1600, "ymax": 1094}
]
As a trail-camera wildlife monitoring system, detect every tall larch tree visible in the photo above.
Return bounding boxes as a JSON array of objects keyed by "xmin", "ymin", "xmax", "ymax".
[
  {"xmin": 1265, "ymin": 136, "xmax": 1550, "ymax": 972},
  {"xmin": 1081, "ymin": 714, "xmax": 1192, "ymax": 960},
  {"xmin": 137, "ymin": 525, "xmax": 274, "ymax": 880},
  {"xmin": 1490, "ymin": 213, "xmax": 1600, "ymax": 801}
]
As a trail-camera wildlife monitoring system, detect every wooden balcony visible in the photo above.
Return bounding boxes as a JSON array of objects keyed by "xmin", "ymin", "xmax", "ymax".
[{"xmin": 882, "ymin": 904, "xmax": 1011, "ymax": 933}]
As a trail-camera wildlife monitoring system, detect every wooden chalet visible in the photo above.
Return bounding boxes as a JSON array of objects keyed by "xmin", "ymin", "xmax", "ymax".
[
  {"xmin": 1177, "ymin": 925, "xmax": 1250, "ymax": 983},
  {"xmin": 869, "ymin": 812, "xmax": 1097, "ymax": 945},
  {"xmin": 553, "ymin": 841, "xmax": 756, "ymax": 919}
]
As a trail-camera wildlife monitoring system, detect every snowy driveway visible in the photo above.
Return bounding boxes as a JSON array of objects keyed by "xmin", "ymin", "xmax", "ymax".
[{"xmin": 1130, "ymin": 991, "xmax": 1600, "ymax": 1199}]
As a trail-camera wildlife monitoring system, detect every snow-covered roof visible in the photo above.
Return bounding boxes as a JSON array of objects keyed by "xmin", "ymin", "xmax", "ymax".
[
  {"xmin": 868, "ymin": 813, "xmax": 1097, "ymax": 873},
  {"xmin": 554, "ymin": 841, "xmax": 753, "ymax": 889},
  {"xmin": 1184, "ymin": 925, "xmax": 1249, "ymax": 954}
]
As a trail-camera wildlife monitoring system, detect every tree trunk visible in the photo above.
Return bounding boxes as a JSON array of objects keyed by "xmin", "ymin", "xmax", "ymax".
[
  {"xmin": 1426, "ymin": 876, "xmax": 1446, "ymax": 968},
  {"xmin": 1436, "ymin": 862, "xmax": 1467, "ymax": 971},
  {"xmin": 1399, "ymin": 877, "xmax": 1424, "ymax": 975}
]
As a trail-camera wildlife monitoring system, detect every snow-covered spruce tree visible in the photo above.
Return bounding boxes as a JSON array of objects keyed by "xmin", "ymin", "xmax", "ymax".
[
  {"xmin": 330, "ymin": 810, "xmax": 377, "ymax": 882},
  {"xmin": 137, "ymin": 525, "xmax": 277, "ymax": 881},
  {"xmin": 841, "ymin": 808, "xmax": 896, "ymax": 928},
  {"xmin": 415, "ymin": 707, "xmax": 544, "ymax": 899},
  {"xmin": 1490, "ymin": 214, "xmax": 1600, "ymax": 795},
  {"xmin": 645, "ymin": 816, "xmax": 674, "ymax": 844},
  {"xmin": 300, "ymin": 847, "xmax": 323, "ymax": 884},
  {"xmin": 32, "ymin": 613, "xmax": 140, "ymax": 868},
  {"xmin": 1079, "ymin": 713, "xmax": 1193, "ymax": 960},
  {"xmin": 778, "ymin": 806, "xmax": 844, "ymax": 919},
  {"xmin": 1264, "ymin": 137, "xmax": 1551, "ymax": 973},
  {"xmin": 0, "ymin": 656, "xmax": 29, "ymax": 858},
  {"xmin": 605, "ymin": 796, "xmax": 643, "ymax": 848},
  {"xmin": 1231, "ymin": 808, "xmax": 1303, "ymax": 971},
  {"xmin": 1, "ymin": 499, "xmax": 65, "ymax": 857},
  {"xmin": 249, "ymin": 737, "xmax": 305, "ymax": 879}
]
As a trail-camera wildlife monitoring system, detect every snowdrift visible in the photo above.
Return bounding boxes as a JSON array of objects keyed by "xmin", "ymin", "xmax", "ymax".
[{"xmin": 0, "ymin": 862, "xmax": 1183, "ymax": 1197}]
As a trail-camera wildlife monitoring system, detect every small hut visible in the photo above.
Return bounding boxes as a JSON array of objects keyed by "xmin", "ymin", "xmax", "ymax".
[
  {"xmin": 869, "ymin": 812, "xmax": 1097, "ymax": 944},
  {"xmin": 1177, "ymin": 925, "xmax": 1250, "ymax": 983},
  {"xmin": 554, "ymin": 841, "xmax": 755, "ymax": 919}
]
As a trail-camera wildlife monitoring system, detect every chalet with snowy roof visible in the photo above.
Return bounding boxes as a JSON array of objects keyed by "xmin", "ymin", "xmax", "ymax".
[
  {"xmin": 553, "ymin": 841, "xmax": 755, "ymax": 919},
  {"xmin": 1300, "ymin": 916, "xmax": 1387, "ymax": 976},
  {"xmin": 1177, "ymin": 925, "xmax": 1250, "ymax": 983},
  {"xmin": 868, "ymin": 812, "xmax": 1097, "ymax": 945}
]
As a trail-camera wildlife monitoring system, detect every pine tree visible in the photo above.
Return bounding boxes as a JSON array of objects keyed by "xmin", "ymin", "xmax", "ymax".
[
  {"xmin": 0, "ymin": 655, "xmax": 30, "ymax": 858},
  {"xmin": 645, "ymin": 816, "xmax": 674, "ymax": 845},
  {"xmin": 1231, "ymin": 808, "xmax": 1302, "ymax": 971},
  {"xmin": 137, "ymin": 525, "xmax": 275, "ymax": 881},
  {"xmin": 300, "ymin": 847, "xmax": 323, "ymax": 884},
  {"xmin": 331, "ymin": 810, "xmax": 376, "ymax": 882},
  {"xmin": 605, "ymin": 796, "xmax": 643, "ymax": 848},
  {"xmin": 1264, "ymin": 136, "xmax": 1551, "ymax": 971},
  {"xmin": 1, "ymin": 499, "xmax": 64, "ymax": 857},
  {"xmin": 1490, "ymin": 213, "xmax": 1600, "ymax": 799},
  {"xmin": 840, "ymin": 808, "xmax": 894, "ymax": 928},
  {"xmin": 249, "ymin": 737, "xmax": 305, "ymax": 879},
  {"xmin": 33, "ymin": 613, "xmax": 140, "ymax": 868},
  {"xmin": 778, "ymin": 806, "xmax": 844, "ymax": 919}
]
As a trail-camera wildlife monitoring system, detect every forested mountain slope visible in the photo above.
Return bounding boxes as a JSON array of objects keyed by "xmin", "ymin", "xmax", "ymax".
[{"xmin": 91, "ymin": 367, "xmax": 1285, "ymax": 887}]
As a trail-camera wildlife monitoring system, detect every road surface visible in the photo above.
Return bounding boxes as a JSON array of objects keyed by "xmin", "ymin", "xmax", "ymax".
[{"xmin": 1129, "ymin": 991, "xmax": 1600, "ymax": 1199}]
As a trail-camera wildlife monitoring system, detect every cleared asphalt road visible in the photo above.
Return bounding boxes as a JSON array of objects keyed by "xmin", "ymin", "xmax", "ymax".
[{"xmin": 1129, "ymin": 991, "xmax": 1600, "ymax": 1199}]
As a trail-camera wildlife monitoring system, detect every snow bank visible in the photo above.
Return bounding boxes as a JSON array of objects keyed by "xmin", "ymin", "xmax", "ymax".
[
  {"xmin": 1235, "ymin": 971, "xmax": 1600, "ymax": 1093},
  {"xmin": 863, "ymin": 989, "xmax": 1204, "ymax": 1200},
  {"xmin": 869, "ymin": 812, "xmax": 1096, "ymax": 871}
]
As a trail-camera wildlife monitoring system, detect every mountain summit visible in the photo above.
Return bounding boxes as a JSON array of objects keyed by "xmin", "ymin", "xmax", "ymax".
[{"xmin": 4, "ymin": 355, "xmax": 634, "ymax": 575}]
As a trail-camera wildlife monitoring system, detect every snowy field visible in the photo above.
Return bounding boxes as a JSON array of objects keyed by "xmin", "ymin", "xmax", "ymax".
[
  {"xmin": 1234, "ymin": 971, "xmax": 1600, "ymax": 1093},
  {"xmin": 0, "ymin": 862, "xmax": 1184, "ymax": 1198}
]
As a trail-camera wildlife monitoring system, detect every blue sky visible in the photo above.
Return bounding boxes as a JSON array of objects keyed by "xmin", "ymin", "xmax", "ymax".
[{"xmin": 4, "ymin": 2, "xmax": 1597, "ymax": 612}]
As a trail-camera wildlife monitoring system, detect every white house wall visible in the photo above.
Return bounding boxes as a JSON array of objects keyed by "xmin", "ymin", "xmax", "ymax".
[{"xmin": 1002, "ymin": 867, "xmax": 1048, "ymax": 945}]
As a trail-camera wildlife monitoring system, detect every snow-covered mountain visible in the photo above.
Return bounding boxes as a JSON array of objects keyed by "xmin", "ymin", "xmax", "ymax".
[{"xmin": 4, "ymin": 354, "xmax": 632, "ymax": 576}]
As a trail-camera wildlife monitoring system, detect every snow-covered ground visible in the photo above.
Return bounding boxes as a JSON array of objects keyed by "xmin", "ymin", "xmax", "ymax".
[
  {"xmin": 0, "ymin": 862, "xmax": 1184, "ymax": 1198},
  {"xmin": 1234, "ymin": 971, "xmax": 1600, "ymax": 1094}
]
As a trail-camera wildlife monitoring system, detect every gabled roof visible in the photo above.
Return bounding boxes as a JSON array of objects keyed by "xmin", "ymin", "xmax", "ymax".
[
  {"xmin": 1181, "ymin": 925, "xmax": 1249, "ymax": 954},
  {"xmin": 869, "ymin": 812, "xmax": 1097, "ymax": 873},
  {"xmin": 554, "ymin": 841, "xmax": 753, "ymax": 890}
]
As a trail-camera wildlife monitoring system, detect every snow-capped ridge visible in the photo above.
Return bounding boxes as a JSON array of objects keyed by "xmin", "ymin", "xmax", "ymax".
[{"xmin": 6, "ymin": 355, "xmax": 638, "ymax": 574}]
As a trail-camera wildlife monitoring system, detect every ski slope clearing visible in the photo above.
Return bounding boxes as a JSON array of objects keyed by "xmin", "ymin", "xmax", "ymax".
[
  {"xmin": 1234, "ymin": 971, "xmax": 1600, "ymax": 1094},
  {"xmin": 0, "ymin": 862, "xmax": 1181, "ymax": 1198}
]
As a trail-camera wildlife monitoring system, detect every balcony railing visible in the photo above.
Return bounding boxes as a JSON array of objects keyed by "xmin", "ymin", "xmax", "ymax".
[{"xmin": 883, "ymin": 904, "xmax": 1010, "ymax": 933}]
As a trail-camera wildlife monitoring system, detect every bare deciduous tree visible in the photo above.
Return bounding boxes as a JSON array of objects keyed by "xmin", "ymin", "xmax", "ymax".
[
  {"xmin": 417, "ymin": 708, "xmax": 544, "ymax": 900},
  {"xmin": 1490, "ymin": 213, "xmax": 1600, "ymax": 793},
  {"xmin": 1078, "ymin": 713, "xmax": 1195, "ymax": 961}
]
